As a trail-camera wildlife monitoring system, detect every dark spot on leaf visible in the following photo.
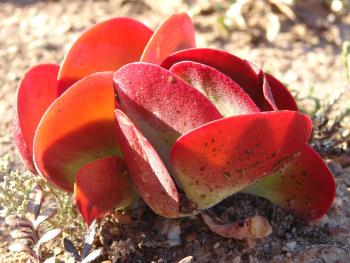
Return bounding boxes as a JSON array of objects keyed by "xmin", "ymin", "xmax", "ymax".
[
  {"xmin": 252, "ymin": 161, "xmax": 260, "ymax": 168},
  {"xmin": 223, "ymin": 172, "xmax": 231, "ymax": 179}
]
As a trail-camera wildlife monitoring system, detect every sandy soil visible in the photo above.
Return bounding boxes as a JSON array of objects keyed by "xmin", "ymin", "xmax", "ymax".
[{"xmin": 0, "ymin": 0, "xmax": 349, "ymax": 262}]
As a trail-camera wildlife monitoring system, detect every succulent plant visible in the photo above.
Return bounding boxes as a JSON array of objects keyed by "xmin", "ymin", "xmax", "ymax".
[{"xmin": 13, "ymin": 13, "xmax": 335, "ymax": 235}]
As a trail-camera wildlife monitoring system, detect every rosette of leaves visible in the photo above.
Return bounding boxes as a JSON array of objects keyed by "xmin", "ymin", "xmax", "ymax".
[
  {"xmin": 13, "ymin": 13, "xmax": 335, "ymax": 240},
  {"xmin": 5, "ymin": 185, "xmax": 62, "ymax": 263}
]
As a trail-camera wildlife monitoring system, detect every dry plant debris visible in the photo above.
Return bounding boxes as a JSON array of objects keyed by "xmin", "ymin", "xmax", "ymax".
[{"xmin": 5, "ymin": 185, "xmax": 61, "ymax": 263}]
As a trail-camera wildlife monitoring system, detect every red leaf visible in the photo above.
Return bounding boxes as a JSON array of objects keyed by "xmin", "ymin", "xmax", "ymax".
[
  {"xmin": 170, "ymin": 111, "xmax": 312, "ymax": 209},
  {"xmin": 265, "ymin": 73, "xmax": 298, "ymax": 111},
  {"xmin": 262, "ymin": 75, "xmax": 278, "ymax": 111},
  {"xmin": 114, "ymin": 63, "xmax": 221, "ymax": 168},
  {"xmin": 169, "ymin": 61, "xmax": 260, "ymax": 116},
  {"xmin": 57, "ymin": 17, "xmax": 153, "ymax": 94},
  {"xmin": 34, "ymin": 72, "xmax": 122, "ymax": 192},
  {"xmin": 161, "ymin": 48, "xmax": 276, "ymax": 110},
  {"xmin": 141, "ymin": 13, "xmax": 195, "ymax": 65},
  {"xmin": 74, "ymin": 156, "xmax": 136, "ymax": 225},
  {"xmin": 13, "ymin": 64, "xmax": 59, "ymax": 173},
  {"xmin": 115, "ymin": 110, "xmax": 179, "ymax": 218},
  {"xmin": 243, "ymin": 144, "xmax": 336, "ymax": 221}
]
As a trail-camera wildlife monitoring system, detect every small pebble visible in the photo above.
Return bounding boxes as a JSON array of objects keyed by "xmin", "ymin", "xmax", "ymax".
[
  {"xmin": 213, "ymin": 242, "xmax": 220, "ymax": 249},
  {"xmin": 286, "ymin": 241, "xmax": 297, "ymax": 251}
]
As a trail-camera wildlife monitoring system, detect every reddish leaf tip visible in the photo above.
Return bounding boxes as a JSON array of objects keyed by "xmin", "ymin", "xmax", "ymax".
[
  {"xmin": 115, "ymin": 109, "xmax": 180, "ymax": 218},
  {"xmin": 170, "ymin": 111, "xmax": 312, "ymax": 209},
  {"xmin": 14, "ymin": 63, "xmax": 60, "ymax": 173},
  {"xmin": 244, "ymin": 144, "xmax": 336, "ymax": 221},
  {"xmin": 57, "ymin": 17, "xmax": 153, "ymax": 93},
  {"xmin": 34, "ymin": 72, "xmax": 121, "ymax": 192},
  {"xmin": 141, "ymin": 13, "xmax": 195, "ymax": 65},
  {"xmin": 74, "ymin": 156, "xmax": 136, "ymax": 225}
]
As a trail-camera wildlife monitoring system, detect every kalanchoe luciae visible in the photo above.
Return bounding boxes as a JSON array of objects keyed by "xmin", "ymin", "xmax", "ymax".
[{"xmin": 13, "ymin": 13, "xmax": 335, "ymax": 234}]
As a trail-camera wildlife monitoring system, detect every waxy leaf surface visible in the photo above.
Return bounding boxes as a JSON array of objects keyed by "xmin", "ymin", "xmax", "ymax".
[
  {"xmin": 265, "ymin": 73, "xmax": 298, "ymax": 111},
  {"xmin": 141, "ymin": 13, "xmax": 195, "ymax": 65},
  {"xmin": 34, "ymin": 72, "xmax": 121, "ymax": 192},
  {"xmin": 14, "ymin": 64, "xmax": 59, "ymax": 173},
  {"xmin": 243, "ymin": 144, "xmax": 335, "ymax": 220},
  {"xmin": 262, "ymin": 75, "xmax": 278, "ymax": 111},
  {"xmin": 74, "ymin": 156, "xmax": 135, "ymax": 225},
  {"xmin": 170, "ymin": 111, "xmax": 312, "ymax": 209},
  {"xmin": 114, "ymin": 63, "xmax": 221, "ymax": 170},
  {"xmin": 161, "ymin": 48, "xmax": 274, "ymax": 110},
  {"xmin": 115, "ymin": 110, "xmax": 179, "ymax": 218},
  {"xmin": 57, "ymin": 17, "xmax": 153, "ymax": 94},
  {"xmin": 169, "ymin": 61, "xmax": 260, "ymax": 116}
]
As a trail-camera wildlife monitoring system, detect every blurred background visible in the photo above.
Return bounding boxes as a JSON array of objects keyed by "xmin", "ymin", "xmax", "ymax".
[{"xmin": 1, "ymin": 0, "xmax": 349, "ymax": 164}]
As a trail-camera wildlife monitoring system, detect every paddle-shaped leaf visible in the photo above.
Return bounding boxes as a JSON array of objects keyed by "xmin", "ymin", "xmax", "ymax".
[
  {"xmin": 162, "ymin": 48, "xmax": 298, "ymax": 112},
  {"xmin": 13, "ymin": 64, "xmax": 59, "ymax": 173},
  {"xmin": 243, "ymin": 144, "xmax": 335, "ymax": 220},
  {"xmin": 141, "ymin": 13, "xmax": 195, "ymax": 65},
  {"xmin": 74, "ymin": 156, "xmax": 135, "ymax": 225},
  {"xmin": 170, "ymin": 111, "xmax": 312, "ymax": 209},
  {"xmin": 34, "ymin": 72, "xmax": 122, "ymax": 191},
  {"xmin": 114, "ymin": 63, "xmax": 221, "ymax": 169},
  {"xmin": 57, "ymin": 17, "xmax": 153, "ymax": 94},
  {"xmin": 161, "ymin": 48, "xmax": 275, "ymax": 110},
  {"xmin": 169, "ymin": 61, "xmax": 260, "ymax": 116},
  {"xmin": 115, "ymin": 110, "xmax": 180, "ymax": 218}
]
